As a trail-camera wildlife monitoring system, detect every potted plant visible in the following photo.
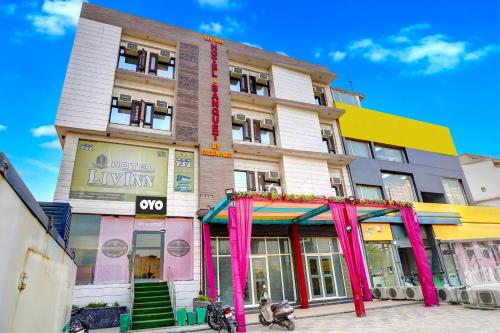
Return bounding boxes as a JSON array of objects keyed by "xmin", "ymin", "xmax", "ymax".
[
  {"xmin": 193, "ymin": 291, "xmax": 211, "ymax": 311},
  {"xmin": 71, "ymin": 301, "xmax": 128, "ymax": 329}
]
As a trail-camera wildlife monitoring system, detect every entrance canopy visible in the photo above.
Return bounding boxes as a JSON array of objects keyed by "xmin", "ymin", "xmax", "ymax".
[{"xmin": 202, "ymin": 195, "xmax": 399, "ymax": 225}]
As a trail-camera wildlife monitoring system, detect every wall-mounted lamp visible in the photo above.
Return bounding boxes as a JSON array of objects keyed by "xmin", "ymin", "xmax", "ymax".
[
  {"xmin": 348, "ymin": 195, "xmax": 356, "ymax": 205},
  {"xmin": 225, "ymin": 188, "xmax": 235, "ymax": 201},
  {"xmin": 346, "ymin": 225, "xmax": 352, "ymax": 233}
]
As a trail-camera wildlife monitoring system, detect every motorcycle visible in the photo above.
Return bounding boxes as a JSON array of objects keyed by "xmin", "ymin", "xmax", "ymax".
[
  {"xmin": 206, "ymin": 290, "xmax": 237, "ymax": 333},
  {"xmin": 258, "ymin": 285, "xmax": 295, "ymax": 330}
]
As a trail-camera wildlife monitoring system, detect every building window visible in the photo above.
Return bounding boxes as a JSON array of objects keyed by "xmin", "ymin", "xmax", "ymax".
[
  {"xmin": 315, "ymin": 94, "xmax": 327, "ymax": 106},
  {"xmin": 232, "ymin": 124, "xmax": 244, "ymax": 141},
  {"xmin": 260, "ymin": 129, "xmax": 275, "ymax": 145},
  {"xmin": 235, "ymin": 170, "xmax": 280, "ymax": 192},
  {"xmin": 69, "ymin": 214, "xmax": 101, "ymax": 285},
  {"xmin": 373, "ymin": 144, "xmax": 406, "ymax": 163},
  {"xmin": 332, "ymin": 90, "xmax": 359, "ymax": 106},
  {"xmin": 441, "ymin": 178, "xmax": 468, "ymax": 205},
  {"xmin": 234, "ymin": 170, "xmax": 250, "ymax": 192},
  {"xmin": 118, "ymin": 47, "xmax": 146, "ymax": 72},
  {"xmin": 230, "ymin": 77, "xmax": 242, "ymax": 92},
  {"xmin": 233, "ymin": 116, "xmax": 276, "ymax": 145},
  {"xmin": 356, "ymin": 185, "xmax": 383, "ymax": 200},
  {"xmin": 230, "ymin": 72, "xmax": 270, "ymax": 96},
  {"xmin": 109, "ymin": 97, "xmax": 172, "ymax": 131},
  {"xmin": 322, "ymin": 137, "xmax": 335, "ymax": 154},
  {"xmin": 157, "ymin": 58, "xmax": 175, "ymax": 79},
  {"xmin": 382, "ymin": 172, "xmax": 418, "ymax": 202},
  {"xmin": 345, "ymin": 139, "xmax": 371, "ymax": 158}
]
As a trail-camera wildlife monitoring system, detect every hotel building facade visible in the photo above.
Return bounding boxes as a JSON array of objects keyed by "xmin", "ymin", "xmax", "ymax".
[{"xmin": 53, "ymin": 3, "xmax": 500, "ymax": 329}]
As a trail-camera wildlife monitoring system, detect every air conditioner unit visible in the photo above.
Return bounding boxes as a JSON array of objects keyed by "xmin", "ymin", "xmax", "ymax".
[
  {"xmin": 313, "ymin": 85, "xmax": 324, "ymax": 96},
  {"xmin": 265, "ymin": 184, "xmax": 282, "ymax": 195},
  {"xmin": 459, "ymin": 288, "xmax": 477, "ymax": 305},
  {"xmin": 260, "ymin": 118, "xmax": 274, "ymax": 130},
  {"xmin": 476, "ymin": 289, "xmax": 500, "ymax": 308},
  {"xmin": 321, "ymin": 129, "xmax": 333, "ymax": 138},
  {"xmin": 256, "ymin": 72, "xmax": 269, "ymax": 84},
  {"xmin": 265, "ymin": 171, "xmax": 280, "ymax": 182},
  {"xmin": 330, "ymin": 177, "xmax": 342, "ymax": 186},
  {"xmin": 125, "ymin": 42, "xmax": 138, "ymax": 55},
  {"xmin": 159, "ymin": 50, "xmax": 172, "ymax": 62},
  {"xmin": 118, "ymin": 94, "xmax": 132, "ymax": 107},
  {"xmin": 404, "ymin": 286, "xmax": 423, "ymax": 301},
  {"xmin": 387, "ymin": 287, "xmax": 406, "ymax": 300},
  {"xmin": 371, "ymin": 287, "xmax": 389, "ymax": 300},
  {"xmin": 437, "ymin": 287, "xmax": 460, "ymax": 304},
  {"xmin": 232, "ymin": 113, "xmax": 246, "ymax": 125},
  {"xmin": 230, "ymin": 66, "xmax": 243, "ymax": 79},
  {"xmin": 156, "ymin": 100, "xmax": 168, "ymax": 114}
]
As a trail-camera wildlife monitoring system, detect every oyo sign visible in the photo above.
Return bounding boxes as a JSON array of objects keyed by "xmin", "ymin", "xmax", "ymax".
[{"xmin": 135, "ymin": 196, "xmax": 167, "ymax": 216}]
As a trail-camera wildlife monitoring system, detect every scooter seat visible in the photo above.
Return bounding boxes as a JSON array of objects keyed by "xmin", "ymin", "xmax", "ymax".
[{"xmin": 270, "ymin": 301, "xmax": 289, "ymax": 311}]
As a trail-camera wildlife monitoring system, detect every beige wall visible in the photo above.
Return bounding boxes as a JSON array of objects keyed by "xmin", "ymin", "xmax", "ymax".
[
  {"xmin": 56, "ymin": 18, "xmax": 121, "ymax": 132},
  {"xmin": 275, "ymin": 105, "xmax": 323, "ymax": 152},
  {"xmin": 281, "ymin": 156, "xmax": 332, "ymax": 195},
  {"xmin": 271, "ymin": 65, "xmax": 315, "ymax": 104},
  {"xmin": 0, "ymin": 174, "xmax": 76, "ymax": 333},
  {"xmin": 462, "ymin": 159, "xmax": 500, "ymax": 206}
]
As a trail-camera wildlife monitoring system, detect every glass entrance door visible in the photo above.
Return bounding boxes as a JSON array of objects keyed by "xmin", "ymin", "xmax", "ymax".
[
  {"xmin": 251, "ymin": 257, "xmax": 267, "ymax": 302},
  {"xmin": 307, "ymin": 257, "xmax": 323, "ymax": 298},
  {"xmin": 320, "ymin": 256, "xmax": 336, "ymax": 297},
  {"xmin": 132, "ymin": 231, "xmax": 164, "ymax": 281}
]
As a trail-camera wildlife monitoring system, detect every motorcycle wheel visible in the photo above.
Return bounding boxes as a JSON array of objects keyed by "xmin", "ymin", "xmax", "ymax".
[
  {"xmin": 285, "ymin": 319, "xmax": 295, "ymax": 331},
  {"xmin": 224, "ymin": 320, "xmax": 236, "ymax": 333},
  {"xmin": 258, "ymin": 314, "xmax": 271, "ymax": 326},
  {"xmin": 207, "ymin": 312, "xmax": 219, "ymax": 330}
]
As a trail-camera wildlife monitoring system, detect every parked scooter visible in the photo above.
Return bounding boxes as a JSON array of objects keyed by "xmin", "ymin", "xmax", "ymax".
[
  {"xmin": 258, "ymin": 285, "xmax": 295, "ymax": 330},
  {"xmin": 206, "ymin": 290, "xmax": 237, "ymax": 333}
]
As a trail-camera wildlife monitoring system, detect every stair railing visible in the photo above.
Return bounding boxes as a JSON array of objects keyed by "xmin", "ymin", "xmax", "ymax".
[
  {"xmin": 167, "ymin": 266, "xmax": 176, "ymax": 320},
  {"xmin": 129, "ymin": 251, "xmax": 136, "ymax": 328}
]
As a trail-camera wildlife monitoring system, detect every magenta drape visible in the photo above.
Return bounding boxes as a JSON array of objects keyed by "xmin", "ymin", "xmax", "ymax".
[
  {"xmin": 400, "ymin": 206, "xmax": 439, "ymax": 307},
  {"xmin": 228, "ymin": 197, "xmax": 254, "ymax": 332},
  {"xmin": 202, "ymin": 223, "xmax": 216, "ymax": 299},
  {"xmin": 345, "ymin": 202, "xmax": 372, "ymax": 301},
  {"xmin": 329, "ymin": 202, "xmax": 366, "ymax": 317}
]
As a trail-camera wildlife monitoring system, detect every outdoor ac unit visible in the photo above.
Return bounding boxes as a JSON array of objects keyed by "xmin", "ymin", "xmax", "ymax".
[
  {"xmin": 459, "ymin": 288, "xmax": 477, "ymax": 305},
  {"xmin": 321, "ymin": 129, "xmax": 333, "ymax": 138},
  {"xmin": 125, "ymin": 42, "xmax": 138, "ymax": 55},
  {"xmin": 405, "ymin": 286, "xmax": 423, "ymax": 301},
  {"xmin": 475, "ymin": 289, "xmax": 500, "ymax": 308},
  {"xmin": 232, "ymin": 114, "xmax": 246, "ymax": 125},
  {"xmin": 159, "ymin": 50, "xmax": 172, "ymax": 62},
  {"xmin": 371, "ymin": 287, "xmax": 389, "ymax": 300},
  {"xmin": 260, "ymin": 118, "xmax": 274, "ymax": 129},
  {"xmin": 437, "ymin": 287, "xmax": 460, "ymax": 304},
  {"xmin": 265, "ymin": 171, "xmax": 280, "ymax": 182},
  {"xmin": 313, "ymin": 85, "xmax": 324, "ymax": 96},
  {"xmin": 265, "ymin": 184, "xmax": 282, "ymax": 195},
  {"xmin": 256, "ymin": 72, "xmax": 269, "ymax": 84},
  {"xmin": 387, "ymin": 287, "xmax": 406, "ymax": 300},
  {"xmin": 330, "ymin": 177, "xmax": 342, "ymax": 186},
  {"xmin": 156, "ymin": 100, "xmax": 168, "ymax": 114},
  {"xmin": 230, "ymin": 66, "xmax": 243, "ymax": 79},
  {"xmin": 118, "ymin": 94, "xmax": 132, "ymax": 107}
]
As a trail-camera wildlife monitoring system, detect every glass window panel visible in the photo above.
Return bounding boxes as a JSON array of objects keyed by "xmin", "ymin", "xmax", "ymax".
[
  {"xmin": 255, "ymin": 84, "xmax": 269, "ymax": 96},
  {"xmin": 135, "ymin": 233, "xmax": 162, "ymax": 248},
  {"xmin": 69, "ymin": 214, "xmax": 101, "ymax": 285},
  {"xmin": 281, "ymin": 256, "xmax": 295, "ymax": 301},
  {"xmin": 232, "ymin": 125, "xmax": 244, "ymax": 141},
  {"xmin": 152, "ymin": 112, "xmax": 171, "ymax": 131},
  {"xmin": 218, "ymin": 238, "xmax": 230, "ymax": 255},
  {"xmin": 365, "ymin": 243, "xmax": 398, "ymax": 288},
  {"xmin": 303, "ymin": 238, "xmax": 317, "ymax": 253},
  {"xmin": 260, "ymin": 130, "xmax": 273, "ymax": 145},
  {"xmin": 340, "ymin": 93, "xmax": 358, "ymax": 106},
  {"xmin": 317, "ymin": 238, "xmax": 331, "ymax": 253},
  {"xmin": 234, "ymin": 171, "xmax": 248, "ymax": 192},
  {"xmin": 268, "ymin": 256, "xmax": 284, "ymax": 302},
  {"xmin": 118, "ymin": 54, "xmax": 138, "ymax": 71},
  {"xmin": 252, "ymin": 258, "xmax": 267, "ymax": 302},
  {"xmin": 144, "ymin": 105, "xmax": 153, "ymax": 125},
  {"xmin": 210, "ymin": 238, "xmax": 217, "ymax": 255},
  {"xmin": 110, "ymin": 107, "xmax": 131, "ymax": 125},
  {"xmin": 266, "ymin": 239, "xmax": 279, "ymax": 254},
  {"xmin": 322, "ymin": 139, "xmax": 330, "ymax": 153},
  {"xmin": 441, "ymin": 178, "xmax": 467, "ymax": 205},
  {"xmin": 345, "ymin": 139, "xmax": 371, "ymax": 158},
  {"xmin": 439, "ymin": 243, "xmax": 461, "ymax": 286},
  {"xmin": 332, "ymin": 91, "xmax": 342, "ymax": 103},
  {"xmin": 279, "ymin": 239, "xmax": 290, "ymax": 254},
  {"xmin": 382, "ymin": 172, "xmax": 417, "ymax": 202},
  {"xmin": 251, "ymin": 239, "xmax": 266, "ymax": 254},
  {"xmin": 134, "ymin": 248, "xmax": 161, "ymax": 279},
  {"xmin": 230, "ymin": 78, "xmax": 241, "ymax": 92},
  {"xmin": 218, "ymin": 257, "xmax": 234, "ymax": 306},
  {"xmin": 331, "ymin": 238, "xmax": 339, "ymax": 253},
  {"xmin": 356, "ymin": 185, "xmax": 383, "ymax": 200},
  {"xmin": 374, "ymin": 144, "xmax": 405, "ymax": 162},
  {"xmin": 332, "ymin": 254, "xmax": 346, "ymax": 296},
  {"xmin": 157, "ymin": 62, "xmax": 175, "ymax": 79}
]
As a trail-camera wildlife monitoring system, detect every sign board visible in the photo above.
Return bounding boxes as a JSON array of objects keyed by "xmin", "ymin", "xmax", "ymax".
[
  {"xmin": 70, "ymin": 140, "xmax": 168, "ymax": 201},
  {"xmin": 135, "ymin": 196, "xmax": 167, "ymax": 216},
  {"xmin": 174, "ymin": 151, "xmax": 194, "ymax": 192}
]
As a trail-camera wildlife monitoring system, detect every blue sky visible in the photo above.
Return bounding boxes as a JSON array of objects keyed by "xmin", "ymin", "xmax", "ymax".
[{"xmin": 0, "ymin": 0, "xmax": 499, "ymax": 201}]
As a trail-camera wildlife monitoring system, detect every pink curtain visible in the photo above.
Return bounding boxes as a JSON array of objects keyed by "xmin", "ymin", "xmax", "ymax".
[
  {"xmin": 400, "ymin": 207, "xmax": 439, "ymax": 307},
  {"xmin": 203, "ymin": 223, "xmax": 216, "ymax": 299},
  {"xmin": 345, "ymin": 203, "xmax": 372, "ymax": 301},
  {"xmin": 228, "ymin": 197, "xmax": 254, "ymax": 332},
  {"xmin": 328, "ymin": 202, "xmax": 366, "ymax": 317}
]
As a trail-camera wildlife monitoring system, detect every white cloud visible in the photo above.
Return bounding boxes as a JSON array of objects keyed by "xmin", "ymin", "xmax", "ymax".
[
  {"xmin": 30, "ymin": 125, "xmax": 56, "ymax": 137},
  {"xmin": 1, "ymin": 3, "xmax": 17, "ymax": 15},
  {"xmin": 329, "ymin": 51, "xmax": 346, "ymax": 62},
  {"xmin": 26, "ymin": 158, "xmax": 59, "ymax": 173},
  {"xmin": 199, "ymin": 16, "xmax": 244, "ymax": 36},
  {"xmin": 28, "ymin": 0, "xmax": 86, "ymax": 36},
  {"xmin": 336, "ymin": 24, "xmax": 499, "ymax": 75},
  {"xmin": 197, "ymin": 0, "xmax": 240, "ymax": 9},
  {"xmin": 276, "ymin": 51, "xmax": 288, "ymax": 56},
  {"xmin": 0, "ymin": 124, "xmax": 6, "ymax": 131},
  {"xmin": 241, "ymin": 41, "xmax": 262, "ymax": 49},
  {"xmin": 314, "ymin": 51, "xmax": 322, "ymax": 59},
  {"xmin": 40, "ymin": 139, "xmax": 61, "ymax": 149}
]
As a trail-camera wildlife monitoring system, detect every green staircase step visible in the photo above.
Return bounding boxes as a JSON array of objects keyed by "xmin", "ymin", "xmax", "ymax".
[
  {"xmin": 132, "ymin": 318, "xmax": 175, "ymax": 330},
  {"xmin": 134, "ymin": 281, "xmax": 168, "ymax": 287},
  {"xmin": 135, "ymin": 290, "xmax": 169, "ymax": 298},
  {"xmin": 133, "ymin": 311, "xmax": 174, "ymax": 322},
  {"xmin": 132, "ymin": 305, "xmax": 172, "ymax": 316},
  {"xmin": 135, "ymin": 295, "xmax": 170, "ymax": 303},
  {"xmin": 134, "ymin": 300, "xmax": 171, "ymax": 309}
]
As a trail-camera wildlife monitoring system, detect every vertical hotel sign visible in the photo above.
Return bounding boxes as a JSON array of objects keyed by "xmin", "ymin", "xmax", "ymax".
[{"xmin": 202, "ymin": 36, "xmax": 232, "ymax": 159}]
